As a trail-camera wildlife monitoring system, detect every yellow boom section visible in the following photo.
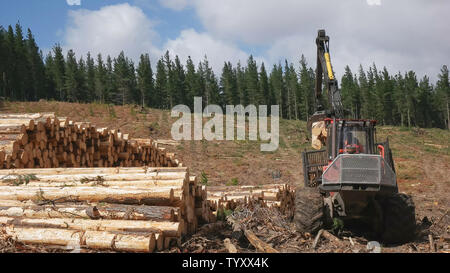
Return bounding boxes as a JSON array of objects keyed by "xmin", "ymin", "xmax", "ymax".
[{"xmin": 324, "ymin": 52, "xmax": 335, "ymax": 80}]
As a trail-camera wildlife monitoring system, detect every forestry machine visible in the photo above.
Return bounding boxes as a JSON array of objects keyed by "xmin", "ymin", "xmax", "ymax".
[{"xmin": 294, "ymin": 30, "xmax": 416, "ymax": 243}]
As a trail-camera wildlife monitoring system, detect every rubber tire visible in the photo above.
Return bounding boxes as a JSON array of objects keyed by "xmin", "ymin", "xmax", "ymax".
[
  {"xmin": 294, "ymin": 187, "xmax": 324, "ymax": 234},
  {"xmin": 381, "ymin": 193, "xmax": 416, "ymax": 244}
]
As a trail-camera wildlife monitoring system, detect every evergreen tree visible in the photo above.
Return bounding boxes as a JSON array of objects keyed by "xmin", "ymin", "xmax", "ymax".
[
  {"xmin": 236, "ymin": 61, "xmax": 246, "ymax": 105},
  {"xmin": 137, "ymin": 53, "xmax": 154, "ymax": 108},
  {"xmin": 436, "ymin": 65, "xmax": 450, "ymax": 130},
  {"xmin": 393, "ymin": 72, "xmax": 407, "ymax": 126},
  {"xmin": 298, "ymin": 55, "xmax": 314, "ymax": 120},
  {"xmin": 77, "ymin": 56, "xmax": 88, "ymax": 102},
  {"xmin": 64, "ymin": 49, "xmax": 79, "ymax": 102},
  {"xmin": 259, "ymin": 62, "xmax": 270, "ymax": 107},
  {"xmin": 105, "ymin": 55, "xmax": 115, "ymax": 103},
  {"xmin": 184, "ymin": 56, "xmax": 198, "ymax": 109},
  {"xmin": 173, "ymin": 55, "xmax": 186, "ymax": 105},
  {"xmin": 14, "ymin": 23, "xmax": 30, "ymax": 100},
  {"xmin": 0, "ymin": 27, "xmax": 5, "ymax": 98},
  {"xmin": 154, "ymin": 58, "xmax": 167, "ymax": 109},
  {"xmin": 416, "ymin": 76, "xmax": 433, "ymax": 127},
  {"xmin": 86, "ymin": 52, "xmax": 95, "ymax": 102},
  {"xmin": 245, "ymin": 55, "xmax": 259, "ymax": 106},
  {"xmin": 220, "ymin": 62, "xmax": 238, "ymax": 106},
  {"xmin": 95, "ymin": 53, "xmax": 107, "ymax": 103},
  {"xmin": 341, "ymin": 66, "xmax": 361, "ymax": 119},
  {"xmin": 43, "ymin": 52, "xmax": 56, "ymax": 99},
  {"xmin": 52, "ymin": 44, "xmax": 66, "ymax": 101},
  {"xmin": 25, "ymin": 28, "xmax": 45, "ymax": 100},
  {"xmin": 380, "ymin": 67, "xmax": 394, "ymax": 124},
  {"xmin": 112, "ymin": 51, "xmax": 134, "ymax": 105},
  {"xmin": 3, "ymin": 25, "xmax": 16, "ymax": 99},
  {"xmin": 269, "ymin": 63, "xmax": 285, "ymax": 118},
  {"xmin": 284, "ymin": 61, "xmax": 299, "ymax": 119},
  {"xmin": 404, "ymin": 70, "xmax": 419, "ymax": 127},
  {"xmin": 358, "ymin": 65, "xmax": 373, "ymax": 121}
]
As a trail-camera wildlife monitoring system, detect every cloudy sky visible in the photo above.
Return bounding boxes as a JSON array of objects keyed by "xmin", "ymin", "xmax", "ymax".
[{"xmin": 1, "ymin": 0, "xmax": 449, "ymax": 80}]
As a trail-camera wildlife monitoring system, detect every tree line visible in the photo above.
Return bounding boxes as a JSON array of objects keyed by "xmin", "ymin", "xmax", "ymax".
[{"xmin": 0, "ymin": 23, "xmax": 449, "ymax": 129}]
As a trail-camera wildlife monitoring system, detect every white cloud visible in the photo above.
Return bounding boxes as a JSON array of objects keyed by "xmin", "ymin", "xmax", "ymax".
[
  {"xmin": 66, "ymin": 0, "xmax": 81, "ymax": 6},
  {"xmin": 188, "ymin": 0, "xmax": 450, "ymax": 79},
  {"xmin": 60, "ymin": 1, "xmax": 449, "ymax": 81},
  {"xmin": 64, "ymin": 3, "xmax": 161, "ymax": 62},
  {"xmin": 190, "ymin": 0, "xmax": 338, "ymax": 45},
  {"xmin": 366, "ymin": 0, "xmax": 381, "ymax": 6},
  {"xmin": 163, "ymin": 29, "xmax": 255, "ymax": 74},
  {"xmin": 158, "ymin": 0, "xmax": 189, "ymax": 11}
]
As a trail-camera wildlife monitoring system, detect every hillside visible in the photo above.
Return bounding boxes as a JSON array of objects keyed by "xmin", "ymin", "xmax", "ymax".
[{"xmin": 1, "ymin": 101, "xmax": 449, "ymax": 252}]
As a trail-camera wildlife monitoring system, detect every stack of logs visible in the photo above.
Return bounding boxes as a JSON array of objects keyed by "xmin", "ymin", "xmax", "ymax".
[
  {"xmin": 205, "ymin": 184, "xmax": 289, "ymax": 218},
  {"xmin": 0, "ymin": 166, "xmax": 212, "ymax": 252},
  {"xmin": 0, "ymin": 113, "xmax": 180, "ymax": 169},
  {"xmin": 0, "ymin": 112, "xmax": 301, "ymax": 252}
]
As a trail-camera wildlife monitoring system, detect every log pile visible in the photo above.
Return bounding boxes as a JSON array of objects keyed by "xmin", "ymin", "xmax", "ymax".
[
  {"xmin": 0, "ymin": 113, "xmax": 181, "ymax": 169},
  {"xmin": 0, "ymin": 167, "xmax": 210, "ymax": 252},
  {"xmin": 203, "ymin": 184, "xmax": 298, "ymax": 223},
  {"xmin": 205, "ymin": 184, "xmax": 286, "ymax": 220}
]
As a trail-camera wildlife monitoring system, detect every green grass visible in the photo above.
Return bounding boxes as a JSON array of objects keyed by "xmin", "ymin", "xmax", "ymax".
[{"xmin": 200, "ymin": 171, "xmax": 209, "ymax": 185}]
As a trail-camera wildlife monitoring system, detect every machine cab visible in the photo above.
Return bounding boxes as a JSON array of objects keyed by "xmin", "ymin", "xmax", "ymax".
[{"xmin": 326, "ymin": 119, "xmax": 376, "ymax": 161}]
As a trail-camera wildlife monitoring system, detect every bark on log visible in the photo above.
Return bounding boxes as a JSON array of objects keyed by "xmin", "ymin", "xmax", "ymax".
[
  {"xmin": 244, "ymin": 229, "xmax": 278, "ymax": 253},
  {"xmin": 0, "ymin": 167, "xmax": 187, "ymax": 176},
  {"xmin": 3, "ymin": 227, "xmax": 155, "ymax": 252},
  {"xmin": 0, "ymin": 178, "xmax": 186, "ymax": 188},
  {"xmin": 0, "ymin": 186, "xmax": 179, "ymax": 206},
  {"xmin": 4, "ymin": 226, "xmax": 82, "ymax": 247},
  {"xmin": 0, "ymin": 203, "xmax": 176, "ymax": 221},
  {"xmin": 0, "ymin": 216, "xmax": 181, "ymax": 237}
]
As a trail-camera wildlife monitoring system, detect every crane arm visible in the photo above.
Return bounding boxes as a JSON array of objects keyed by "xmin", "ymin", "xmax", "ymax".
[{"xmin": 314, "ymin": 29, "xmax": 344, "ymax": 118}]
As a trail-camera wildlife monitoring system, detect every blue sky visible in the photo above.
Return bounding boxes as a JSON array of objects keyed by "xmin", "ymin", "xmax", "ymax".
[
  {"xmin": 1, "ymin": 0, "xmax": 449, "ymax": 80},
  {"xmin": 0, "ymin": 0, "xmax": 203, "ymax": 51}
]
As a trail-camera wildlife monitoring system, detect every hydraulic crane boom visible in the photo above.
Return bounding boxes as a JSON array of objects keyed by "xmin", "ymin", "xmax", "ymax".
[{"xmin": 314, "ymin": 29, "xmax": 344, "ymax": 118}]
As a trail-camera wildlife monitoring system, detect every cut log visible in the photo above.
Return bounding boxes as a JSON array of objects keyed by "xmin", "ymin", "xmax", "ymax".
[
  {"xmin": 224, "ymin": 238, "xmax": 238, "ymax": 253},
  {"xmin": 0, "ymin": 167, "xmax": 188, "ymax": 176},
  {"xmin": 0, "ymin": 203, "xmax": 176, "ymax": 221},
  {"xmin": 0, "ymin": 186, "xmax": 179, "ymax": 206},
  {"xmin": 244, "ymin": 229, "xmax": 278, "ymax": 253},
  {"xmin": 3, "ymin": 227, "xmax": 155, "ymax": 252},
  {"xmin": 0, "ymin": 216, "xmax": 181, "ymax": 237},
  {"xmin": 82, "ymin": 230, "xmax": 116, "ymax": 250},
  {"xmin": 0, "ymin": 178, "xmax": 186, "ymax": 188},
  {"xmin": 114, "ymin": 233, "xmax": 155, "ymax": 252},
  {"xmin": 4, "ymin": 226, "xmax": 82, "ymax": 247}
]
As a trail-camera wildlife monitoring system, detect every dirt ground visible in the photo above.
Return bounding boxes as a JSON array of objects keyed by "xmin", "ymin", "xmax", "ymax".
[{"xmin": 0, "ymin": 101, "xmax": 448, "ymax": 253}]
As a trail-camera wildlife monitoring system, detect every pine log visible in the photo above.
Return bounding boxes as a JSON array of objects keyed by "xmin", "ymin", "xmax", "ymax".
[
  {"xmin": 244, "ymin": 229, "xmax": 278, "ymax": 253},
  {"xmin": 0, "ymin": 178, "xmax": 186, "ymax": 188},
  {"xmin": 0, "ymin": 186, "xmax": 179, "ymax": 206},
  {"xmin": 0, "ymin": 216, "xmax": 181, "ymax": 237},
  {"xmin": 0, "ymin": 167, "xmax": 187, "ymax": 176},
  {"xmin": 4, "ymin": 226, "xmax": 82, "ymax": 247},
  {"xmin": 0, "ymin": 202, "xmax": 176, "ymax": 221},
  {"xmin": 114, "ymin": 233, "xmax": 156, "ymax": 252},
  {"xmin": 4, "ymin": 227, "xmax": 155, "ymax": 252}
]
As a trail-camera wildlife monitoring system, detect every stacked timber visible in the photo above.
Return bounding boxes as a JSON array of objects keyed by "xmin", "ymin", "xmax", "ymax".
[
  {"xmin": 0, "ymin": 113, "xmax": 181, "ymax": 169},
  {"xmin": 0, "ymin": 167, "xmax": 210, "ymax": 252},
  {"xmin": 205, "ymin": 184, "xmax": 285, "ymax": 219}
]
